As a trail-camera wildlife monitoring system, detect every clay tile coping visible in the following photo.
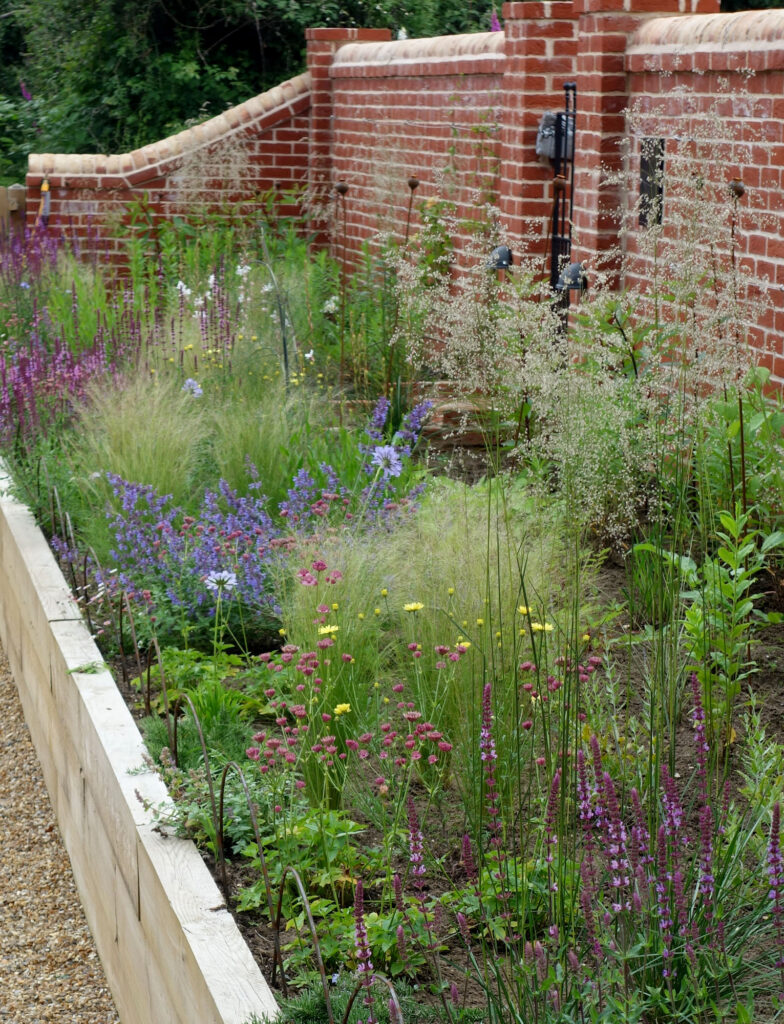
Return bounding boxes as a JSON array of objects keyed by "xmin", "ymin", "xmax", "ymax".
[
  {"xmin": 629, "ymin": 10, "xmax": 784, "ymax": 53},
  {"xmin": 28, "ymin": 71, "xmax": 311, "ymax": 178},
  {"xmin": 333, "ymin": 30, "xmax": 504, "ymax": 68}
]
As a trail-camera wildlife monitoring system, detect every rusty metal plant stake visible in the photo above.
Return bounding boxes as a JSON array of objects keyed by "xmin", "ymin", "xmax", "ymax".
[
  {"xmin": 171, "ymin": 692, "xmax": 227, "ymax": 895},
  {"xmin": 274, "ymin": 865, "xmax": 335, "ymax": 1020},
  {"xmin": 404, "ymin": 175, "xmax": 419, "ymax": 245},
  {"xmin": 341, "ymin": 973, "xmax": 405, "ymax": 1024},
  {"xmin": 729, "ymin": 177, "xmax": 748, "ymax": 519},
  {"xmin": 336, "ymin": 181, "xmax": 349, "ymax": 422},
  {"xmin": 218, "ymin": 762, "xmax": 288, "ymax": 996},
  {"xmin": 119, "ymin": 590, "xmax": 145, "ymax": 697}
]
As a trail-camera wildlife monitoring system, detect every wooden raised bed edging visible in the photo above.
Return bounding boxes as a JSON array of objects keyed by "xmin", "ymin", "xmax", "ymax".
[{"xmin": 0, "ymin": 468, "xmax": 279, "ymax": 1024}]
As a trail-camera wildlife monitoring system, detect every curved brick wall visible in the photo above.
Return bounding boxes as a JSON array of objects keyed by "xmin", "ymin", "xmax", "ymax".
[
  {"xmin": 23, "ymin": 1, "xmax": 784, "ymax": 383},
  {"xmin": 26, "ymin": 73, "xmax": 313, "ymax": 260}
]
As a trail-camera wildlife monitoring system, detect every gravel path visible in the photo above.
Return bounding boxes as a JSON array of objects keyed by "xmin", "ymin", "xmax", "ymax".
[{"xmin": 0, "ymin": 651, "xmax": 120, "ymax": 1023}]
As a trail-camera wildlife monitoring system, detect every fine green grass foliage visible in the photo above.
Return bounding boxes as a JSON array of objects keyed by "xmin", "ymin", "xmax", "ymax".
[
  {"xmin": 274, "ymin": 476, "xmax": 564, "ymax": 720},
  {"xmin": 56, "ymin": 369, "xmax": 343, "ymax": 564}
]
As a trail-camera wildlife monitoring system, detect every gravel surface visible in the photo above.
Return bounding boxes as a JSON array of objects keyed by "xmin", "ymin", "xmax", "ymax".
[{"xmin": 0, "ymin": 651, "xmax": 120, "ymax": 1024}]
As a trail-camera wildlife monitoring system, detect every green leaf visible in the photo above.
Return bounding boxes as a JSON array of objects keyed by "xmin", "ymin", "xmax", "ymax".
[
  {"xmin": 761, "ymin": 530, "xmax": 784, "ymax": 554},
  {"xmin": 736, "ymin": 1001, "xmax": 753, "ymax": 1023},
  {"xmin": 718, "ymin": 510, "xmax": 743, "ymax": 538}
]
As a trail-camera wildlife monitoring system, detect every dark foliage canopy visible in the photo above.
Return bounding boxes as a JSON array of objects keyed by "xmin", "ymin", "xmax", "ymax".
[{"xmin": 0, "ymin": 0, "xmax": 496, "ymax": 183}]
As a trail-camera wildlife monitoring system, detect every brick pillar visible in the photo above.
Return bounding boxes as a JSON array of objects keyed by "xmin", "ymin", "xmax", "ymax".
[
  {"xmin": 498, "ymin": 2, "xmax": 578, "ymax": 264},
  {"xmin": 306, "ymin": 27, "xmax": 391, "ymax": 245},
  {"xmin": 571, "ymin": 0, "xmax": 719, "ymax": 270}
]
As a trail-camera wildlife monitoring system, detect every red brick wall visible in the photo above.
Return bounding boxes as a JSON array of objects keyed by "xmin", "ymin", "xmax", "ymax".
[
  {"xmin": 625, "ymin": 10, "xmax": 784, "ymax": 383},
  {"xmin": 26, "ymin": 2, "xmax": 784, "ymax": 386},
  {"xmin": 26, "ymin": 74, "xmax": 314, "ymax": 263},
  {"xmin": 327, "ymin": 33, "xmax": 505, "ymax": 260}
]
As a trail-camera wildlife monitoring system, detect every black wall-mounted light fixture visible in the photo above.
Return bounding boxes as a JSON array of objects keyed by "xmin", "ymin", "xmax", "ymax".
[
  {"xmin": 554, "ymin": 261, "xmax": 588, "ymax": 296},
  {"xmin": 487, "ymin": 244, "xmax": 513, "ymax": 270}
]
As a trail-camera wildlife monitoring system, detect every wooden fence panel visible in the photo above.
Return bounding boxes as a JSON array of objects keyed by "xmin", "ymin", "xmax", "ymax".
[{"xmin": 0, "ymin": 184, "xmax": 26, "ymax": 239}]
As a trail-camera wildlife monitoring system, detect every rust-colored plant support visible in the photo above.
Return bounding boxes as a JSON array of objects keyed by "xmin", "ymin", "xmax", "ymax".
[
  {"xmin": 335, "ymin": 181, "xmax": 349, "ymax": 420},
  {"xmin": 171, "ymin": 692, "xmax": 226, "ymax": 895},
  {"xmin": 219, "ymin": 761, "xmax": 288, "ymax": 996},
  {"xmin": 405, "ymin": 175, "xmax": 419, "ymax": 245},
  {"xmin": 341, "ymin": 972, "xmax": 405, "ymax": 1024},
  {"xmin": 118, "ymin": 591, "xmax": 144, "ymax": 705},
  {"xmin": 728, "ymin": 175, "xmax": 748, "ymax": 519},
  {"xmin": 274, "ymin": 865, "xmax": 334, "ymax": 1020}
]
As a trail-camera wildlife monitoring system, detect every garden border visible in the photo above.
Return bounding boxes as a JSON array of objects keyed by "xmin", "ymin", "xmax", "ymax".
[{"xmin": 0, "ymin": 467, "xmax": 279, "ymax": 1024}]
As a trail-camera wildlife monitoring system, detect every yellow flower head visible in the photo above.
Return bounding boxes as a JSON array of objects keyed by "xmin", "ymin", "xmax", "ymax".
[
  {"xmin": 381, "ymin": 588, "xmax": 388, "ymax": 597},
  {"xmin": 333, "ymin": 703, "xmax": 351, "ymax": 716},
  {"xmin": 404, "ymin": 602, "xmax": 424, "ymax": 612},
  {"xmin": 530, "ymin": 622, "xmax": 554, "ymax": 633},
  {"xmin": 518, "ymin": 605, "xmax": 531, "ymax": 616},
  {"xmin": 447, "ymin": 587, "xmax": 455, "ymax": 596},
  {"xmin": 318, "ymin": 624, "xmax": 339, "ymax": 635}
]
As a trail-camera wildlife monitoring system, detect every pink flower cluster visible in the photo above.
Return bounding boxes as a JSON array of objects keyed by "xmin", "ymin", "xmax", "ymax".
[{"xmin": 296, "ymin": 559, "xmax": 344, "ymax": 587}]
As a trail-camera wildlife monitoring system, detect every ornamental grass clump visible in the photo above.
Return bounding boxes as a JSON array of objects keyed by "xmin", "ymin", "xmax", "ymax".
[{"xmin": 97, "ymin": 396, "xmax": 431, "ymax": 651}]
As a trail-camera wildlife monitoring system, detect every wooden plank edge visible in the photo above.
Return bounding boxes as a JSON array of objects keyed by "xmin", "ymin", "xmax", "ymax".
[{"xmin": 0, "ymin": 465, "xmax": 279, "ymax": 1024}]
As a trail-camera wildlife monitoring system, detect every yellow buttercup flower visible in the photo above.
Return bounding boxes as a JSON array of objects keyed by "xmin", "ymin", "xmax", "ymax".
[{"xmin": 333, "ymin": 703, "xmax": 351, "ymax": 716}]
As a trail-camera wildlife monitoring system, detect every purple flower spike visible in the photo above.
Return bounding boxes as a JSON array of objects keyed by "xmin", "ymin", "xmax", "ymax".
[
  {"xmin": 407, "ymin": 796, "xmax": 426, "ymax": 880},
  {"xmin": 768, "ymin": 803, "xmax": 784, "ymax": 987},
  {"xmin": 354, "ymin": 878, "xmax": 375, "ymax": 1021}
]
